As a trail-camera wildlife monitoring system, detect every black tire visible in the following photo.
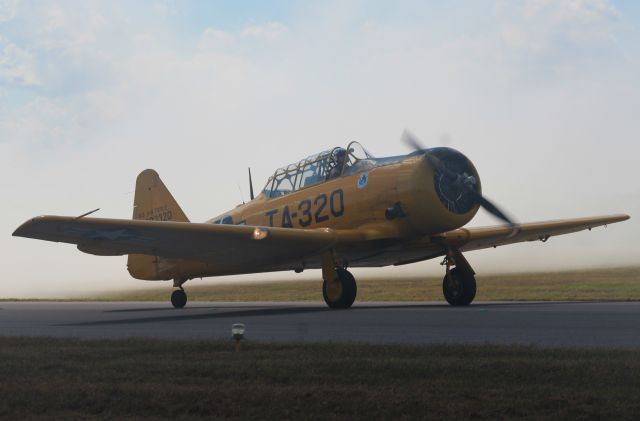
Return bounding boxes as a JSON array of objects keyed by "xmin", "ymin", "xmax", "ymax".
[
  {"xmin": 171, "ymin": 289, "xmax": 187, "ymax": 309},
  {"xmin": 322, "ymin": 268, "xmax": 357, "ymax": 309},
  {"xmin": 442, "ymin": 267, "xmax": 476, "ymax": 306}
]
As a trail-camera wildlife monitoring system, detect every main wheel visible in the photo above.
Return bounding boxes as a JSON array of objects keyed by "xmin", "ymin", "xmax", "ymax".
[
  {"xmin": 171, "ymin": 289, "xmax": 187, "ymax": 309},
  {"xmin": 442, "ymin": 267, "xmax": 476, "ymax": 306},
  {"xmin": 322, "ymin": 268, "xmax": 357, "ymax": 309}
]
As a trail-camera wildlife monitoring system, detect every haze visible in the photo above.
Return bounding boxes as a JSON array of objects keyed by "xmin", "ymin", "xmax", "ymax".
[{"xmin": 1, "ymin": 1, "xmax": 638, "ymax": 298}]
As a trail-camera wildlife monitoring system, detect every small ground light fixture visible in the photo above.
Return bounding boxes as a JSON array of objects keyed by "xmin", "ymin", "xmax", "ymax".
[{"xmin": 232, "ymin": 323, "xmax": 245, "ymax": 352}]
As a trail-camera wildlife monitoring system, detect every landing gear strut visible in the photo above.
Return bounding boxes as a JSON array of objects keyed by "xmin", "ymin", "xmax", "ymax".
[
  {"xmin": 171, "ymin": 278, "xmax": 188, "ymax": 309},
  {"xmin": 442, "ymin": 249, "xmax": 476, "ymax": 306},
  {"xmin": 321, "ymin": 251, "xmax": 357, "ymax": 309}
]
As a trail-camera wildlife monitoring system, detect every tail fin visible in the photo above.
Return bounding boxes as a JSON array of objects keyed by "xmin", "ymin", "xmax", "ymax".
[
  {"xmin": 132, "ymin": 169, "xmax": 189, "ymax": 222},
  {"xmin": 128, "ymin": 169, "xmax": 188, "ymax": 280}
]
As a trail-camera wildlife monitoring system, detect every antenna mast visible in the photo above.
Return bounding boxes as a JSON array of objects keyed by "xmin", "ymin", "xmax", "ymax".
[{"xmin": 248, "ymin": 168, "xmax": 255, "ymax": 201}]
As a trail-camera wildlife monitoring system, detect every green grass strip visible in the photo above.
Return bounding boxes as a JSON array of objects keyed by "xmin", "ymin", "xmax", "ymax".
[
  {"xmin": 1, "ymin": 337, "xmax": 639, "ymax": 419},
  {"xmin": 91, "ymin": 266, "xmax": 640, "ymax": 302}
]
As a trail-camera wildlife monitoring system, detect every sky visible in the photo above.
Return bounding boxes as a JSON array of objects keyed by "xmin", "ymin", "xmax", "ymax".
[{"xmin": 1, "ymin": 0, "xmax": 638, "ymax": 298}]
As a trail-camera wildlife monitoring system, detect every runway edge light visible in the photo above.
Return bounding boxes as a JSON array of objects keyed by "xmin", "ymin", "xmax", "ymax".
[{"xmin": 232, "ymin": 323, "xmax": 245, "ymax": 353}]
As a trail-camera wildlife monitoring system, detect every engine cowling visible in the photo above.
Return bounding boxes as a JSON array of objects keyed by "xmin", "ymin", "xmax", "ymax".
[{"xmin": 400, "ymin": 147, "xmax": 481, "ymax": 235}]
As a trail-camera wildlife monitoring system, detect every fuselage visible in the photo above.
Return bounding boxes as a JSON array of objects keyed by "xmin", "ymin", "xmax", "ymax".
[
  {"xmin": 203, "ymin": 147, "xmax": 481, "ymax": 271},
  {"xmin": 128, "ymin": 146, "xmax": 483, "ymax": 280}
]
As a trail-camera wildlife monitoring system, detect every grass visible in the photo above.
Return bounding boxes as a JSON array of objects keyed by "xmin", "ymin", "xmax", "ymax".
[
  {"xmin": 91, "ymin": 266, "xmax": 640, "ymax": 302},
  {"xmin": 1, "ymin": 337, "xmax": 639, "ymax": 419}
]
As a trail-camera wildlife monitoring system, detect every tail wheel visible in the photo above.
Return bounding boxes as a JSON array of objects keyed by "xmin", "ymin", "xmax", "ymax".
[
  {"xmin": 171, "ymin": 289, "xmax": 187, "ymax": 309},
  {"xmin": 442, "ymin": 267, "xmax": 476, "ymax": 306},
  {"xmin": 323, "ymin": 268, "xmax": 357, "ymax": 309}
]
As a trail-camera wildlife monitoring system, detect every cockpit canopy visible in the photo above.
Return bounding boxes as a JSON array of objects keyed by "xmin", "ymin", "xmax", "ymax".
[{"xmin": 263, "ymin": 141, "xmax": 374, "ymax": 198}]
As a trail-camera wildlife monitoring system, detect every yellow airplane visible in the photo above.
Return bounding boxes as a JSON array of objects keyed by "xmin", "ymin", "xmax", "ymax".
[{"xmin": 13, "ymin": 132, "xmax": 629, "ymax": 308}]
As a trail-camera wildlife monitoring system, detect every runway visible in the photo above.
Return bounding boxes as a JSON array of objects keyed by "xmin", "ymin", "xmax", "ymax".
[{"xmin": 1, "ymin": 301, "xmax": 639, "ymax": 348}]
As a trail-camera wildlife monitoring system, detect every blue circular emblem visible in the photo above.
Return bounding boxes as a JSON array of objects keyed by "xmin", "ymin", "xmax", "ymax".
[{"xmin": 357, "ymin": 173, "xmax": 368, "ymax": 189}]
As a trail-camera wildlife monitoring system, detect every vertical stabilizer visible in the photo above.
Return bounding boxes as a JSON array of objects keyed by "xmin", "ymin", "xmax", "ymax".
[
  {"xmin": 132, "ymin": 169, "xmax": 189, "ymax": 222},
  {"xmin": 128, "ymin": 169, "xmax": 188, "ymax": 280}
]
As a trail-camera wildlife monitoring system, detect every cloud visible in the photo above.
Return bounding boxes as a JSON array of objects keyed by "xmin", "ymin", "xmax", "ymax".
[
  {"xmin": 524, "ymin": 0, "xmax": 620, "ymax": 24},
  {"xmin": 0, "ymin": 86, "xmax": 6, "ymax": 114},
  {"xmin": 498, "ymin": 0, "xmax": 620, "ymax": 51},
  {"xmin": 0, "ymin": 2, "xmax": 122, "ymax": 95},
  {"xmin": 0, "ymin": 35, "xmax": 40, "ymax": 86},
  {"xmin": 198, "ymin": 22, "xmax": 288, "ymax": 51},
  {"xmin": 240, "ymin": 22, "xmax": 288, "ymax": 41},
  {"xmin": 42, "ymin": 3, "xmax": 66, "ymax": 31},
  {"xmin": 153, "ymin": 0, "xmax": 177, "ymax": 18},
  {"xmin": 494, "ymin": 0, "xmax": 624, "ymax": 82},
  {"xmin": 0, "ymin": 0, "xmax": 19, "ymax": 23},
  {"xmin": 0, "ymin": 96, "xmax": 84, "ymax": 150},
  {"xmin": 199, "ymin": 27, "xmax": 235, "ymax": 50}
]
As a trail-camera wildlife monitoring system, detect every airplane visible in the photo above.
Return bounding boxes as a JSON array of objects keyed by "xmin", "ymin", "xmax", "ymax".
[{"xmin": 13, "ymin": 132, "xmax": 629, "ymax": 308}]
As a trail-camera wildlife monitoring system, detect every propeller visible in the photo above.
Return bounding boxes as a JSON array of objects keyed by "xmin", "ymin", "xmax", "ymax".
[{"xmin": 401, "ymin": 129, "xmax": 518, "ymax": 232}]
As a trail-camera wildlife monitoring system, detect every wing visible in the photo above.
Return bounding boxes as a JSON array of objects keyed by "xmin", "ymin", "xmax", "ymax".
[
  {"xmin": 12, "ymin": 216, "xmax": 338, "ymax": 266},
  {"xmin": 432, "ymin": 214, "xmax": 630, "ymax": 251},
  {"xmin": 13, "ymin": 213, "xmax": 630, "ymax": 276}
]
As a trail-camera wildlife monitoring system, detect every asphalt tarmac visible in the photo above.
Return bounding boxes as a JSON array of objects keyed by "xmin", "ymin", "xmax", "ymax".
[{"xmin": 1, "ymin": 301, "xmax": 639, "ymax": 348}]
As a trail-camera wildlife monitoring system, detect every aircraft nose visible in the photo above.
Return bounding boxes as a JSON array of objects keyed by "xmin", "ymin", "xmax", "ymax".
[{"xmin": 427, "ymin": 148, "xmax": 481, "ymax": 215}]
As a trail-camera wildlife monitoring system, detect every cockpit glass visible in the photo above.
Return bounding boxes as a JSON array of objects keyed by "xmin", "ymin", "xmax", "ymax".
[
  {"xmin": 295, "ymin": 158, "xmax": 328, "ymax": 190},
  {"xmin": 346, "ymin": 141, "xmax": 372, "ymax": 162},
  {"xmin": 344, "ymin": 141, "xmax": 375, "ymax": 175},
  {"xmin": 262, "ymin": 142, "xmax": 377, "ymax": 199},
  {"xmin": 268, "ymin": 164, "xmax": 297, "ymax": 198}
]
